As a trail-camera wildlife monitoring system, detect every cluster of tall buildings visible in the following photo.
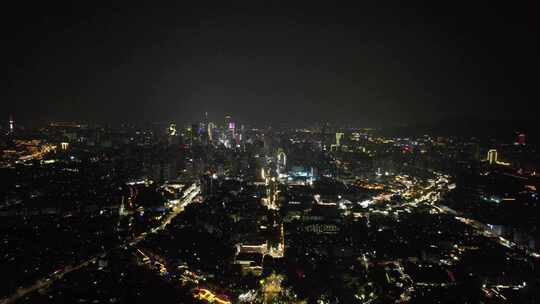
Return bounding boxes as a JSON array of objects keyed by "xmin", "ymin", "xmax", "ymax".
[{"xmin": 181, "ymin": 114, "xmax": 246, "ymax": 149}]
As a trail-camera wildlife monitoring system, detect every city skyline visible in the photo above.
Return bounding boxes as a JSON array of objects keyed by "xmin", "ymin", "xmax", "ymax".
[
  {"xmin": 1, "ymin": 114, "xmax": 539, "ymax": 303},
  {"xmin": 2, "ymin": 2, "xmax": 540, "ymax": 303}
]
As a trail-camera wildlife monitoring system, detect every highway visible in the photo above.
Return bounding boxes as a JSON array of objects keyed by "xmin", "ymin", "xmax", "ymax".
[
  {"xmin": 0, "ymin": 256, "xmax": 98, "ymax": 304},
  {"xmin": 0, "ymin": 182, "xmax": 200, "ymax": 304},
  {"xmin": 130, "ymin": 183, "xmax": 200, "ymax": 245}
]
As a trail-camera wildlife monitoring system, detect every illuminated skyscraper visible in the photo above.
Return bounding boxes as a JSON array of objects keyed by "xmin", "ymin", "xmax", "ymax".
[
  {"xmin": 9, "ymin": 115, "xmax": 14, "ymax": 134},
  {"xmin": 207, "ymin": 122, "xmax": 215, "ymax": 141},
  {"xmin": 168, "ymin": 123, "xmax": 177, "ymax": 136},
  {"xmin": 168, "ymin": 123, "xmax": 179, "ymax": 145},
  {"xmin": 277, "ymin": 148, "xmax": 287, "ymax": 174},
  {"xmin": 229, "ymin": 121, "xmax": 236, "ymax": 139},
  {"xmin": 487, "ymin": 149, "xmax": 498, "ymax": 164},
  {"xmin": 335, "ymin": 132, "xmax": 344, "ymax": 146},
  {"xmin": 224, "ymin": 115, "xmax": 232, "ymax": 129}
]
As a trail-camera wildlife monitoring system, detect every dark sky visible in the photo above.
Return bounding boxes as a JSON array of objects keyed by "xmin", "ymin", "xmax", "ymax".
[{"xmin": 3, "ymin": 2, "xmax": 538, "ymax": 126}]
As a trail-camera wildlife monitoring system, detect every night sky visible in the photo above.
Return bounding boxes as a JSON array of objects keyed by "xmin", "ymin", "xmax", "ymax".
[{"xmin": 3, "ymin": 2, "xmax": 538, "ymax": 126}]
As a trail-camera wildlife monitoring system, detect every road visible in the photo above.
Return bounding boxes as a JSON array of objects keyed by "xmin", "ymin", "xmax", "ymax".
[
  {"xmin": 0, "ymin": 257, "xmax": 97, "ymax": 304},
  {"xmin": 130, "ymin": 183, "xmax": 200, "ymax": 245},
  {"xmin": 0, "ymin": 183, "xmax": 200, "ymax": 304}
]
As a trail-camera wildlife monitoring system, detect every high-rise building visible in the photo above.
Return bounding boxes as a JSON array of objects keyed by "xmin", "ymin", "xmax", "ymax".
[
  {"xmin": 8, "ymin": 115, "xmax": 14, "ymax": 134},
  {"xmin": 277, "ymin": 148, "xmax": 287, "ymax": 174},
  {"xmin": 168, "ymin": 123, "xmax": 177, "ymax": 136},
  {"xmin": 335, "ymin": 133, "xmax": 344, "ymax": 147},
  {"xmin": 229, "ymin": 121, "xmax": 236, "ymax": 134},
  {"xmin": 487, "ymin": 149, "xmax": 498, "ymax": 164},
  {"xmin": 207, "ymin": 122, "xmax": 215, "ymax": 141},
  {"xmin": 518, "ymin": 133, "xmax": 526, "ymax": 145},
  {"xmin": 224, "ymin": 115, "xmax": 232, "ymax": 129},
  {"xmin": 150, "ymin": 161, "xmax": 178, "ymax": 183}
]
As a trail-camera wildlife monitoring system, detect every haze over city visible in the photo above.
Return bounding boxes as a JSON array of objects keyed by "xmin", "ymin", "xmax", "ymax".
[
  {"xmin": 4, "ymin": 2, "xmax": 538, "ymax": 125},
  {"xmin": 1, "ymin": 2, "xmax": 539, "ymax": 304}
]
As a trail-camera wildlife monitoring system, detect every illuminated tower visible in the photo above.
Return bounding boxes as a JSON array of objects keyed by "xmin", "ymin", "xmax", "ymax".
[
  {"xmin": 9, "ymin": 115, "xmax": 14, "ymax": 134},
  {"xmin": 207, "ymin": 122, "xmax": 215, "ymax": 141},
  {"xmin": 335, "ymin": 132, "xmax": 344, "ymax": 146},
  {"xmin": 168, "ymin": 123, "xmax": 177, "ymax": 136},
  {"xmin": 487, "ymin": 149, "xmax": 498, "ymax": 165},
  {"xmin": 277, "ymin": 148, "xmax": 287, "ymax": 174},
  {"xmin": 229, "ymin": 121, "xmax": 236, "ymax": 138},
  {"xmin": 224, "ymin": 115, "xmax": 232, "ymax": 129},
  {"xmin": 517, "ymin": 133, "xmax": 526, "ymax": 145}
]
